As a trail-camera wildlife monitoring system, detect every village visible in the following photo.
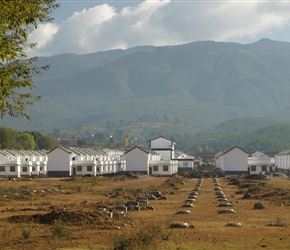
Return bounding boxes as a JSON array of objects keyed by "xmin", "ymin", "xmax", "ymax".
[
  {"xmin": 0, "ymin": 136, "xmax": 289, "ymax": 179},
  {"xmin": 0, "ymin": 136, "xmax": 290, "ymax": 249}
]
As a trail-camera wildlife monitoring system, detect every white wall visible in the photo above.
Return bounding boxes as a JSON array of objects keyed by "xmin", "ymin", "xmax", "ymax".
[
  {"xmin": 224, "ymin": 147, "xmax": 248, "ymax": 172},
  {"xmin": 150, "ymin": 137, "xmax": 172, "ymax": 148},
  {"xmin": 150, "ymin": 137, "xmax": 175, "ymax": 159},
  {"xmin": 125, "ymin": 148, "xmax": 149, "ymax": 173},
  {"xmin": 48, "ymin": 147, "xmax": 71, "ymax": 172}
]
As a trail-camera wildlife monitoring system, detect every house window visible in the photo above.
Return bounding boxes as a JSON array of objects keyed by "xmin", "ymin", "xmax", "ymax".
[
  {"xmin": 0, "ymin": 166, "xmax": 5, "ymax": 172},
  {"xmin": 23, "ymin": 167, "xmax": 27, "ymax": 172},
  {"xmin": 251, "ymin": 166, "xmax": 256, "ymax": 172},
  {"xmin": 87, "ymin": 166, "xmax": 92, "ymax": 172},
  {"xmin": 183, "ymin": 162, "xmax": 189, "ymax": 167},
  {"xmin": 72, "ymin": 157, "xmax": 75, "ymax": 161},
  {"xmin": 261, "ymin": 166, "xmax": 267, "ymax": 172},
  {"xmin": 97, "ymin": 167, "xmax": 100, "ymax": 173},
  {"xmin": 10, "ymin": 166, "xmax": 15, "ymax": 172},
  {"xmin": 32, "ymin": 167, "xmax": 35, "ymax": 171},
  {"xmin": 77, "ymin": 166, "xmax": 82, "ymax": 172},
  {"xmin": 163, "ymin": 166, "xmax": 168, "ymax": 172},
  {"xmin": 153, "ymin": 166, "xmax": 158, "ymax": 172},
  {"xmin": 40, "ymin": 167, "xmax": 43, "ymax": 171}
]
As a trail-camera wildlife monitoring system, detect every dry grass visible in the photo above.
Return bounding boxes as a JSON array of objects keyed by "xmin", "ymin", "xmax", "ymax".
[{"xmin": 0, "ymin": 175, "xmax": 290, "ymax": 249}]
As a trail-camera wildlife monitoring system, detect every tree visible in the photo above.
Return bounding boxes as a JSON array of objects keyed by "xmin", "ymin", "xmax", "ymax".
[
  {"xmin": 123, "ymin": 135, "xmax": 129, "ymax": 147},
  {"xmin": 0, "ymin": 0, "xmax": 59, "ymax": 119}
]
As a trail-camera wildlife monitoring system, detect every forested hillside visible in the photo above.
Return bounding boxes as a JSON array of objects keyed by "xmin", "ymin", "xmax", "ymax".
[
  {"xmin": 1, "ymin": 39, "xmax": 290, "ymax": 154},
  {"xmin": 182, "ymin": 119, "xmax": 290, "ymax": 154},
  {"xmin": 2, "ymin": 39, "xmax": 290, "ymax": 133}
]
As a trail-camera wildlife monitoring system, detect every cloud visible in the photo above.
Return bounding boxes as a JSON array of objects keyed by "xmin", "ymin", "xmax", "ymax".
[{"xmin": 28, "ymin": 0, "xmax": 290, "ymax": 57}]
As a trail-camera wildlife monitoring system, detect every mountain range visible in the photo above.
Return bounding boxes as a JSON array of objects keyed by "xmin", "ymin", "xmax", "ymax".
[{"xmin": 2, "ymin": 38, "xmax": 290, "ymax": 136}]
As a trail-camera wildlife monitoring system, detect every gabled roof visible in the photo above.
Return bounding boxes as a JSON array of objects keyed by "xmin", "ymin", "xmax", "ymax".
[
  {"xmin": 47, "ymin": 146, "xmax": 72, "ymax": 155},
  {"xmin": 276, "ymin": 150, "xmax": 290, "ymax": 156},
  {"xmin": 221, "ymin": 146, "xmax": 248, "ymax": 156},
  {"xmin": 124, "ymin": 145, "xmax": 160, "ymax": 156},
  {"xmin": 249, "ymin": 151, "xmax": 271, "ymax": 158},
  {"xmin": 175, "ymin": 151, "xmax": 194, "ymax": 159},
  {"xmin": 147, "ymin": 136, "xmax": 176, "ymax": 144}
]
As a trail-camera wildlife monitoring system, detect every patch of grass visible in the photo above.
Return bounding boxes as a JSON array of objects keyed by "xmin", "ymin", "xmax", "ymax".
[
  {"xmin": 277, "ymin": 196, "xmax": 290, "ymax": 206},
  {"xmin": 21, "ymin": 228, "xmax": 31, "ymax": 240},
  {"xmin": 112, "ymin": 225, "xmax": 162, "ymax": 250},
  {"xmin": 267, "ymin": 216, "xmax": 285, "ymax": 227},
  {"xmin": 35, "ymin": 200, "xmax": 52, "ymax": 206},
  {"xmin": 51, "ymin": 221, "xmax": 70, "ymax": 238}
]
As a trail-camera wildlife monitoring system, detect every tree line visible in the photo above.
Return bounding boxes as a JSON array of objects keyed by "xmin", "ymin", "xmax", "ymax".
[{"xmin": 0, "ymin": 127, "xmax": 58, "ymax": 150}]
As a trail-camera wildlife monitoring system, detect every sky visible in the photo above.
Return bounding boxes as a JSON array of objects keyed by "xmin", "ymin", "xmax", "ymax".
[{"xmin": 27, "ymin": 0, "xmax": 290, "ymax": 57}]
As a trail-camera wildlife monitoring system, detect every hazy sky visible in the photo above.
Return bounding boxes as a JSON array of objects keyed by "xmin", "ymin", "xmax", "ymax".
[{"xmin": 27, "ymin": 0, "xmax": 290, "ymax": 57}]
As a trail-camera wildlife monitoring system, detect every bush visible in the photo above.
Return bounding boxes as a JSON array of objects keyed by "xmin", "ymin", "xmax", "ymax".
[
  {"xmin": 112, "ymin": 225, "xmax": 162, "ymax": 250},
  {"xmin": 22, "ymin": 229, "xmax": 31, "ymax": 240},
  {"xmin": 51, "ymin": 222, "xmax": 70, "ymax": 238}
]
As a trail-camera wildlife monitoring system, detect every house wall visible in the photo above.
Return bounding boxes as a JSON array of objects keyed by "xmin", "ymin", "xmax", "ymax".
[
  {"xmin": 223, "ymin": 148, "xmax": 248, "ymax": 174},
  {"xmin": 249, "ymin": 165, "xmax": 269, "ymax": 175},
  {"xmin": 150, "ymin": 161, "xmax": 178, "ymax": 175},
  {"xmin": 150, "ymin": 138, "xmax": 173, "ymax": 148},
  {"xmin": 178, "ymin": 160, "xmax": 194, "ymax": 172},
  {"xmin": 125, "ymin": 148, "xmax": 149, "ymax": 173},
  {"xmin": 215, "ymin": 155, "xmax": 225, "ymax": 171},
  {"xmin": 150, "ymin": 137, "xmax": 175, "ymax": 159},
  {"xmin": 0, "ymin": 164, "xmax": 22, "ymax": 177},
  {"xmin": 47, "ymin": 148, "xmax": 71, "ymax": 176},
  {"xmin": 275, "ymin": 154, "xmax": 290, "ymax": 170},
  {"xmin": 0, "ymin": 154, "xmax": 5, "ymax": 161},
  {"xmin": 153, "ymin": 150, "xmax": 172, "ymax": 159}
]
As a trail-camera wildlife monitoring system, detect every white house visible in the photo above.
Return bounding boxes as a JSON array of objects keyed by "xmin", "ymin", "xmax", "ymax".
[
  {"xmin": 248, "ymin": 151, "xmax": 273, "ymax": 175},
  {"xmin": 122, "ymin": 145, "xmax": 178, "ymax": 175},
  {"xmin": 275, "ymin": 150, "xmax": 290, "ymax": 173},
  {"xmin": 215, "ymin": 146, "xmax": 248, "ymax": 175},
  {"xmin": 0, "ymin": 149, "xmax": 21, "ymax": 178},
  {"xmin": 175, "ymin": 151, "xmax": 195, "ymax": 172},
  {"xmin": 47, "ymin": 146, "xmax": 125, "ymax": 177},
  {"xmin": 148, "ymin": 136, "xmax": 176, "ymax": 160},
  {"xmin": 0, "ymin": 149, "xmax": 48, "ymax": 178}
]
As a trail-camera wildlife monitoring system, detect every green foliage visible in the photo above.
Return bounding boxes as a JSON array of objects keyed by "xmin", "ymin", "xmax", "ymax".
[
  {"xmin": 186, "ymin": 120, "xmax": 290, "ymax": 153},
  {"xmin": 0, "ymin": 127, "xmax": 57, "ymax": 150},
  {"xmin": 0, "ymin": 127, "xmax": 35, "ymax": 149},
  {"xmin": 3, "ymin": 39, "xmax": 290, "ymax": 131},
  {"xmin": 28, "ymin": 131, "xmax": 58, "ymax": 149},
  {"xmin": 51, "ymin": 221, "xmax": 70, "ymax": 238},
  {"xmin": 0, "ymin": 0, "xmax": 59, "ymax": 119},
  {"xmin": 21, "ymin": 228, "xmax": 31, "ymax": 240},
  {"xmin": 112, "ymin": 225, "xmax": 162, "ymax": 250}
]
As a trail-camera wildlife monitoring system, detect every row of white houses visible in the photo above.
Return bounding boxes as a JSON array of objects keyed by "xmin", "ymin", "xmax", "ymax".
[
  {"xmin": 0, "ymin": 137, "xmax": 195, "ymax": 177},
  {"xmin": 1, "ymin": 136, "xmax": 290, "ymax": 178},
  {"xmin": 215, "ymin": 146, "xmax": 276, "ymax": 175},
  {"xmin": 0, "ymin": 149, "xmax": 48, "ymax": 177}
]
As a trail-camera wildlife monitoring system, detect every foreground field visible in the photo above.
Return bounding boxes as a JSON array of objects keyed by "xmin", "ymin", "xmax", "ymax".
[{"xmin": 0, "ymin": 174, "xmax": 290, "ymax": 250}]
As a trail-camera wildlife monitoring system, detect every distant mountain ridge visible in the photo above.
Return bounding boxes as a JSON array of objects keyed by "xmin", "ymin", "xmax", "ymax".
[{"xmin": 2, "ymin": 38, "xmax": 290, "ymax": 132}]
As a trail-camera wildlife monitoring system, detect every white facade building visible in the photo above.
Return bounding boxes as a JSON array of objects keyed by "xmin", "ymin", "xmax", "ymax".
[
  {"xmin": 0, "ymin": 149, "xmax": 48, "ymax": 178},
  {"xmin": 47, "ymin": 146, "xmax": 125, "ymax": 177},
  {"xmin": 275, "ymin": 150, "xmax": 290, "ymax": 173},
  {"xmin": 175, "ymin": 151, "xmax": 195, "ymax": 172},
  {"xmin": 215, "ymin": 146, "xmax": 248, "ymax": 175},
  {"xmin": 122, "ymin": 145, "xmax": 178, "ymax": 175},
  {"xmin": 248, "ymin": 151, "xmax": 273, "ymax": 175},
  {"xmin": 148, "ymin": 136, "xmax": 176, "ymax": 160}
]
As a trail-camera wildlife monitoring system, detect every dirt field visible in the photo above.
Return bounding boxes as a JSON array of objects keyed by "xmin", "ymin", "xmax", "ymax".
[{"xmin": 0, "ymin": 174, "xmax": 290, "ymax": 250}]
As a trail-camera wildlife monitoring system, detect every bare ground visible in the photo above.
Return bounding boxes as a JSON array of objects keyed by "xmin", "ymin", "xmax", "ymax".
[{"xmin": 0, "ymin": 174, "xmax": 290, "ymax": 249}]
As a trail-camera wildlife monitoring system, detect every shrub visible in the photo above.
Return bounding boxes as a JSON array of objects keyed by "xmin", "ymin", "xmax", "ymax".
[
  {"xmin": 112, "ymin": 225, "xmax": 162, "ymax": 250},
  {"xmin": 22, "ymin": 228, "xmax": 31, "ymax": 240},
  {"xmin": 51, "ymin": 222, "xmax": 70, "ymax": 238}
]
